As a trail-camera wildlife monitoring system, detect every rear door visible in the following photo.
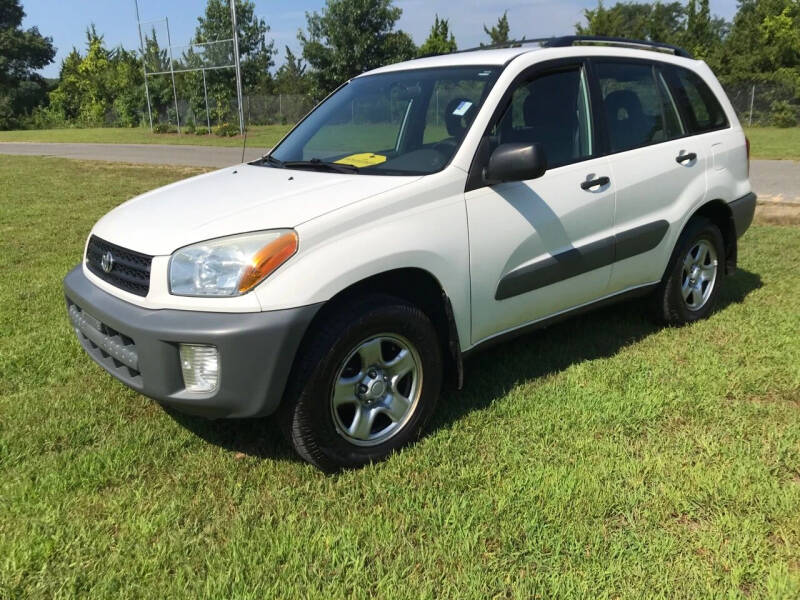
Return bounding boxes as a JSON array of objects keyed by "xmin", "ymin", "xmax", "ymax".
[
  {"xmin": 592, "ymin": 59, "xmax": 708, "ymax": 294},
  {"xmin": 465, "ymin": 61, "xmax": 616, "ymax": 344}
]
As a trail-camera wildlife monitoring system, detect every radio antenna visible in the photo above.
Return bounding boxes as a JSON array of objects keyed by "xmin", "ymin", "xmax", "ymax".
[{"xmin": 241, "ymin": 98, "xmax": 249, "ymax": 163}]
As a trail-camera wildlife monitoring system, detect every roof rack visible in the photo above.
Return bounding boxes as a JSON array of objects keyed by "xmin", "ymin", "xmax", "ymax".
[
  {"xmin": 456, "ymin": 35, "xmax": 693, "ymax": 59},
  {"xmin": 545, "ymin": 35, "xmax": 693, "ymax": 58}
]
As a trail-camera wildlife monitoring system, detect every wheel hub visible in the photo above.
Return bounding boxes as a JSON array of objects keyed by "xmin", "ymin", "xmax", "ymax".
[{"xmin": 359, "ymin": 370, "xmax": 388, "ymax": 403}]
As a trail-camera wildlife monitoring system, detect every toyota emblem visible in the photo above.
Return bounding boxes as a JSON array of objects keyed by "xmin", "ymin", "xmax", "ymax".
[{"xmin": 101, "ymin": 250, "xmax": 115, "ymax": 273}]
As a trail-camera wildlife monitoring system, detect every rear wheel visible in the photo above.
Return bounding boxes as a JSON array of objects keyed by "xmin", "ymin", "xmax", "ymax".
[
  {"xmin": 651, "ymin": 216, "xmax": 725, "ymax": 325},
  {"xmin": 280, "ymin": 294, "xmax": 442, "ymax": 472}
]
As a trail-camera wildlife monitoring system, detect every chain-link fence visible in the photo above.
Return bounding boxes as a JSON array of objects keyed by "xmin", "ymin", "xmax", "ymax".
[
  {"xmin": 244, "ymin": 95, "xmax": 316, "ymax": 126},
  {"xmin": 723, "ymin": 81, "xmax": 800, "ymax": 127},
  {"xmin": 138, "ymin": 91, "xmax": 315, "ymax": 133},
  {"xmin": 112, "ymin": 80, "xmax": 800, "ymax": 132}
]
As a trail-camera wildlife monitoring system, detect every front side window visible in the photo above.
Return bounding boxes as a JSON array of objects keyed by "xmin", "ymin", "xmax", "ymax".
[
  {"xmin": 493, "ymin": 67, "xmax": 593, "ymax": 168},
  {"xmin": 671, "ymin": 67, "xmax": 728, "ymax": 133},
  {"xmin": 595, "ymin": 61, "xmax": 683, "ymax": 153},
  {"xmin": 268, "ymin": 66, "xmax": 501, "ymax": 175}
]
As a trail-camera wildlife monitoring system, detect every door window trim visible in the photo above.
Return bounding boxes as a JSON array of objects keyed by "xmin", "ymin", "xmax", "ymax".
[
  {"xmin": 589, "ymin": 56, "xmax": 697, "ymax": 156},
  {"xmin": 465, "ymin": 58, "xmax": 600, "ymax": 192}
]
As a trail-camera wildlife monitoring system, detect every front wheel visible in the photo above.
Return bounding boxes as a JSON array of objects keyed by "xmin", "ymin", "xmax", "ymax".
[
  {"xmin": 651, "ymin": 216, "xmax": 725, "ymax": 325},
  {"xmin": 280, "ymin": 295, "xmax": 443, "ymax": 472}
]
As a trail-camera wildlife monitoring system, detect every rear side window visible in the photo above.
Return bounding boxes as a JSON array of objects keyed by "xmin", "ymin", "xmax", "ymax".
[
  {"xmin": 671, "ymin": 67, "xmax": 728, "ymax": 133},
  {"xmin": 595, "ymin": 61, "xmax": 683, "ymax": 153}
]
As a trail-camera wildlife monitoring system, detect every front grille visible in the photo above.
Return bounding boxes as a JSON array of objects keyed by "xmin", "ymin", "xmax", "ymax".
[
  {"xmin": 67, "ymin": 300, "xmax": 142, "ymax": 386},
  {"xmin": 86, "ymin": 235, "xmax": 152, "ymax": 297}
]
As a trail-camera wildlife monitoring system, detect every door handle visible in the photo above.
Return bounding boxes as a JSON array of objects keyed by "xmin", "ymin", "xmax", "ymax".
[
  {"xmin": 676, "ymin": 152, "xmax": 697, "ymax": 164},
  {"xmin": 581, "ymin": 176, "xmax": 610, "ymax": 190}
]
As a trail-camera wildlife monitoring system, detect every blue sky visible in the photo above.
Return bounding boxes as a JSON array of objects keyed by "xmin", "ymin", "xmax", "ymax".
[{"xmin": 23, "ymin": 0, "xmax": 741, "ymax": 78}]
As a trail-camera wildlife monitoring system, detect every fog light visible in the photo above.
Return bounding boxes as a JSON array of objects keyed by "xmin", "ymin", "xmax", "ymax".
[{"xmin": 179, "ymin": 344, "xmax": 219, "ymax": 393}]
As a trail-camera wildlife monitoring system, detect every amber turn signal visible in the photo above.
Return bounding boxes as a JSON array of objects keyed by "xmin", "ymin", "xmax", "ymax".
[{"xmin": 237, "ymin": 230, "xmax": 299, "ymax": 293}]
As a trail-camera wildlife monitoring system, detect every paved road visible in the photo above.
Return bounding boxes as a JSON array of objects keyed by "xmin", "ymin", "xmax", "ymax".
[
  {"xmin": 1, "ymin": 141, "xmax": 797, "ymax": 202},
  {"xmin": 0, "ymin": 141, "xmax": 265, "ymax": 168},
  {"xmin": 748, "ymin": 159, "xmax": 800, "ymax": 204}
]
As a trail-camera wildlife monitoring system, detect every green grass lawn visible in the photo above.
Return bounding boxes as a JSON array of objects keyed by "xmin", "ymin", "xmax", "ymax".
[
  {"xmin": 1, "ymin": 156, "xmax": 799, "ymax": 598},
  {"xmin": 0, "ymin": 124, "xmax": 292, "ymax": 149},
  {"xmin": 1, "ymin": 125, "xmax": 798, "ymax": 160},
  {"xmin": 744, "ymin": 127, "xmax": 800, "ymax": 161}
]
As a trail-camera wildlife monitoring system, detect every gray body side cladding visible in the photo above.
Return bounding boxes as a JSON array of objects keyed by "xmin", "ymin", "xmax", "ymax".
[
  {"xmin": 63, "ymin": 266, "xmax": 322, "ymax": 419},
  {"xmin": 729, "ymin": 192, "xmax": 756, "ymax": 238}
]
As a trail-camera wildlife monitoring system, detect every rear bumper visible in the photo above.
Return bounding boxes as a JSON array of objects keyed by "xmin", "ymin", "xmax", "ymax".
[
  {"xmin": 63, "ymin": 266, "xmax": 321, "ymax": 418},
  {"xmin": 730, "ymin": 192, "xmax": 756, "ymax": 238}
]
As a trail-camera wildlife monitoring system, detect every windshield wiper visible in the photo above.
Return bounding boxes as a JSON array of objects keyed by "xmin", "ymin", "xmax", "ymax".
[
  {"xmin": 252, "ymin": 154, "xmax": 285, "ymax": 168},
  {"xmin": 282, "ymin": 158, "xmax": 359, "ymax": 174}
]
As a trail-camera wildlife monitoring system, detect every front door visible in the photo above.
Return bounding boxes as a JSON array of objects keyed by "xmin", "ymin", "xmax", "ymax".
[{"xmin": 466, "ymin": 63, "xmax": 616, "ymax": 344}]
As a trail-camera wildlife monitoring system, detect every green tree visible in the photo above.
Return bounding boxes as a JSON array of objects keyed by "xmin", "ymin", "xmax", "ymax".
[
  {"xmin": 47, "ymin": 49, "xmax": 82, "ymax": 122},
  {"xmin": 140, "ymin": 30, "xmax": 175, "ymax": 124},
  {"xmin": 0, "ymin": 0, "xmax": 56, "ymax": 129},
  {"xmin": 180, "ymin": 0, "xmax": 275, "ymax": 126},
  {"xmin": 718, "ymin": 0, "xmax": 799, "ymax": 82},
  {"xmin": 191, "ymin": 0, "xmax": 275, "ymax": 93},
  {"xmin": 299, "ymin": 0, "xmax": 416, "ymax": 99},
  {"xmin": 418, "ymin": 14, "xmax": 457, "ymax": 57},
  {"xmin": 576, "ymin": 1, "xmax": 686, "ymax": 44},
  {"xmin": 273, "ymin": 46, "xmax": 310, "ymax": 95},
  {"xmin": 483, "ymin": 11, "xmax": 510, "ymax": 46},
  {"xmin": 48, "ymin": 25, "xmax": 145, "ymax": 127},
  {"xmin": 684, "ymin": 0, "xmax": 715, "ymax": 55}
]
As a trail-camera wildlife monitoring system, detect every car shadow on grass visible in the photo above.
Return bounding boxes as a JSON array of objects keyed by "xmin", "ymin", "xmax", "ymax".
[{"xmin": 166, "ymin": 268, "xmax": 762, "ymax": 462}]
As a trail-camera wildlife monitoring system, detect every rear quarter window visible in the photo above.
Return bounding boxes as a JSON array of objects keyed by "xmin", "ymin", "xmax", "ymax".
[{"xmin": 670, "ymin": 67, "xmax": 728, "ymax": 134}]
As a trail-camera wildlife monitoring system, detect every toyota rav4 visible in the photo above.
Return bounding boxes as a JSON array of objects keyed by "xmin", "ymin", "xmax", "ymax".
[{"xmin": 64, "ymin": 36, "xmax": 756, "ymax": 471}]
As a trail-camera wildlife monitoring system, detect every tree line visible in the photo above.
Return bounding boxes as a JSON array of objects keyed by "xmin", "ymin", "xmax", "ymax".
[{"xmin": 1, "ymin": 0, "xmax": 798, "ymax": 131}]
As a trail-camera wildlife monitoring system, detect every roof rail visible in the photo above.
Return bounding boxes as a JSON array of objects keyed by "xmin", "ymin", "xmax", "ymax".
[
  {"xmin": 544, "ymin": 35, "xmax": 693, "ymax": 58},
  {"xmin": 455, "ymin": 35, "xmax": 693, "ymax": 59},
  {"xmin": 453, "ymin": 37, "xmax": 554, "ymax": 54}
]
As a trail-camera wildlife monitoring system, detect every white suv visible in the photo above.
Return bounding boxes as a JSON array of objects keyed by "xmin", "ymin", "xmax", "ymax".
[{"xmin": 64, "ymin": 36, "xmax": 756, "ymax": 471}]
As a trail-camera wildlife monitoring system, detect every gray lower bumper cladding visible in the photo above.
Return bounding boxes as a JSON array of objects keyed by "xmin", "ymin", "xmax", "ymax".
[{"xmin": 63, "ymin": 266, "xmax": 321, "ymax": 418}]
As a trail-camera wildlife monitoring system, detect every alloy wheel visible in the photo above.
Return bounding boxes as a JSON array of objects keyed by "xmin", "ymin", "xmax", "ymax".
[
  {"xmin": 330, "ymin": 334, "xmax": 423, "ymax": 447},
  {"xmin": 681, "ymin": 239, "xmax": 718, "ymax": 311}
]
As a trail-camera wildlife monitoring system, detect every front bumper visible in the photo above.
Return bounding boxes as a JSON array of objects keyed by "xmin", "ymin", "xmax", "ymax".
[{"xmin": 63, "ymin": 266, "xmax": 321, "ymax": 418}]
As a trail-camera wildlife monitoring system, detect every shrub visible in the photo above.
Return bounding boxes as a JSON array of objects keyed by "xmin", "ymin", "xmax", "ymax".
[
  {"xmin": 153, "ymin": 123, "xmax": 177, "ymax": 134},
  {"xmin": 23, "ymin": 105, "xmax": 70, "ymax": 130},
  {"xmin": 770, "ymin": 101, "xmax": 798, "ymax": 128},
  {"xmin": 184, "ymin": 122, "xmax": 196, "ymax": 134},
  {"xmin": 213, "ymin": 122, "xmax": 239, "ymax": 137}
]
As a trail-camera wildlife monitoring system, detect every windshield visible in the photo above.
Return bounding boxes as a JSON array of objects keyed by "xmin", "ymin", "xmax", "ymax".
[{"xmin": 267, "ymin": 66, "xmax": 502, "ymax": 175}]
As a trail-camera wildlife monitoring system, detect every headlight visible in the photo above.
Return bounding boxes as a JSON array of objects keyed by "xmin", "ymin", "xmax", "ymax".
[{"xmin": 169, "ymin": 229, "xmax": 298, "ymax": 296}]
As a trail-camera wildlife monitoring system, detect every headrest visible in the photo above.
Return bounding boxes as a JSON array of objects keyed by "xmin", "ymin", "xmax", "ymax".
[
  {"xmin": 444, "ymin": 97, "xmax": 476, "ymax": 137},
  {"xmin": 604, "ymin": 90, "xmax": 644, "ymax": 121}
]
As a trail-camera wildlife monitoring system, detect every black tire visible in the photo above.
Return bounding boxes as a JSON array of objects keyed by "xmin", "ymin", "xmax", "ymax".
[
  {"xmin": 279, "ymin": 294, "xmax": 443, "ymax": 472},
  {"xmin": 651, "ymin": 216, "xmax": 725, "ymax": 325}
]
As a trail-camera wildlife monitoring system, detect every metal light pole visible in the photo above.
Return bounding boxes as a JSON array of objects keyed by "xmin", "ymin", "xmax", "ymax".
[
  {"xmin": 134, "ymin": 0, "xmax": 153, "ymax": 132},
  {"xmin": 202, "ymin": 69, "xmax": 211, "ymax": 132},
  {"xmin": 165, "ymin": 16, "xmax": 181, "ymax": 134},
  {"xmin": 230, "ymin": 0, "xmax": 245, "ymax": 135}
]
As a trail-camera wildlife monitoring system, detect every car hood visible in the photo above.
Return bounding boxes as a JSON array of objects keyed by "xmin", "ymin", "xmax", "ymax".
[{"xmin": 91, "ymin": 164, "xmax": 420, "ymax": 255}]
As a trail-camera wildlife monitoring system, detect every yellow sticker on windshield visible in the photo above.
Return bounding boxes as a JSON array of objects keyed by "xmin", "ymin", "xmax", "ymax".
[{"xmin": 335, "ymin": 153, "xmax": 387, "ymax": 168}]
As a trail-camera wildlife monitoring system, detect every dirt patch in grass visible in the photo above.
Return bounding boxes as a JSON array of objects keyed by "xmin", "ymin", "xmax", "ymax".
[{"xmin": 755, "ymin": 202, "xmax": 800, "ymax": 226}]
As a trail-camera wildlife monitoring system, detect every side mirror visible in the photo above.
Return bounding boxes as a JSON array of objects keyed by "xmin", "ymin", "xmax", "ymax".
[{"xmin": 484, "ymin": 142, "xmax": 547, "ymax": 184}]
